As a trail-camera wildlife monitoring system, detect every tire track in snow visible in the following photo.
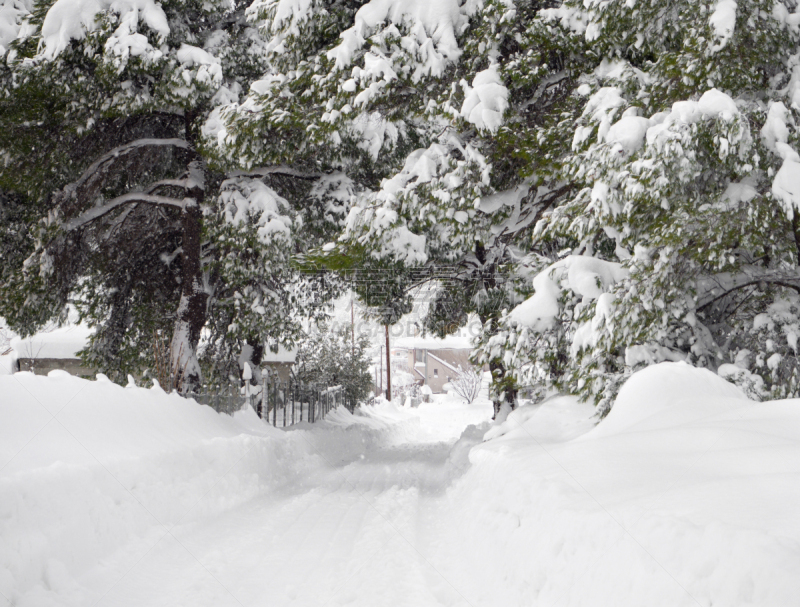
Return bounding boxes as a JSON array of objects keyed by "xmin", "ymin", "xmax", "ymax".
[{"xmin": 85, "ymin": 435, "xmax": 476, "ymax": 607}]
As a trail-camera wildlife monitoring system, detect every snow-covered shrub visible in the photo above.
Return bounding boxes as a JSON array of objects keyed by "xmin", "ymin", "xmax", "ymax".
[{"xmin": 451, "ymin": 367, "xmax": 482, "ymax": 404}]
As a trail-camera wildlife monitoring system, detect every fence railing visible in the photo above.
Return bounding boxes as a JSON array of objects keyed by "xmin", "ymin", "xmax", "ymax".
[
  {"xmin": 195, "ymin": 378, "xmax": 357, "ymax": 428},
  {"xmin": 393, "ymin": 383, "xmax": 424, "ymax": 407},
  {"xmin": 193, "ymin": 383, "xmax": 245, "ymax": 416}
]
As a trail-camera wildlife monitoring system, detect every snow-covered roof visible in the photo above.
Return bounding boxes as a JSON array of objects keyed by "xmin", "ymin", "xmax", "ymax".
[
  {"xmin": 11, "ymin": 325, "xmax": 93, "ymax": 359},
  {"xmin": 392, "ymin": 333, "xmax": 472, "ymax": 350},
  {"xmin": 262, "ymin": 345, "xmax": 297, "ymax": 363}
]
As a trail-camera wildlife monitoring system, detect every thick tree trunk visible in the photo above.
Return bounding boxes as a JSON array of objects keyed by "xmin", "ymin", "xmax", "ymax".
[
  {"xmin": 489, "ymin": 360, "xmax": 517, "ymax": 419},
  {"xmin": 170, "ymin": 161, "xmax": 208, "ymax": 394},
  {"xmin": 475, "ymin": 240, "xmax": 518, "ymax": 419}
]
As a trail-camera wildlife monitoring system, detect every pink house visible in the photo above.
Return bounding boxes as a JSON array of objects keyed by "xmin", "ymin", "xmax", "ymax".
[{"xmin": 394, "ymin": 335, "xmax": 476, "ymax": 394}]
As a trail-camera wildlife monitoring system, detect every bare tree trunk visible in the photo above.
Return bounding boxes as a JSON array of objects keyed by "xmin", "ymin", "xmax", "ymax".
[{"xmin": 170, "ymin": 161, "xmax": 207, "ymax": 394}]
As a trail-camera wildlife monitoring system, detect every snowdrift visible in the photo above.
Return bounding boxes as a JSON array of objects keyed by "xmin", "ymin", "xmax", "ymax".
[
  {"xmin": 431, "ymin": 362, "xmax": 800, "ymax": 606},
  {"xmin": 4, "ymin": 363, "xmax": 800, "ymax": 607},
  {"xmin": 0, "ymin": 372, "xmax": 425, "ymax": 606}
]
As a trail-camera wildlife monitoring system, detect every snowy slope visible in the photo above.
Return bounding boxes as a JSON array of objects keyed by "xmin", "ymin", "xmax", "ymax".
[
  {"xmin": 3, "ymin": 364, "xmax": 800, "ymax": 606},
  {"xmin": 431, "ymin": 362, "xmax": 800, "ymax": 606},
  {"xmin": 1, "ymin": 372, "xmax": 294, "ymax": 606}
]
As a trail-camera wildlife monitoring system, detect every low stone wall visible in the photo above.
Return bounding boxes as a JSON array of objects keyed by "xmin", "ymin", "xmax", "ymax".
[{"xmin": 16, "ymin": 358, "xmax": 94, "ymax": 378}]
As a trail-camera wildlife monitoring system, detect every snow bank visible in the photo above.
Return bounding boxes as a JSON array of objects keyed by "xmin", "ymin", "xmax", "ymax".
[
  {"xmin": 429, "ymin": 362, "xmax": 800, "ymax": 606},
  {"xmin": 1, "ymin": 373, "xmax": 319, "ymax": 606},
  {"xmin": 0, "ymin": 354, "xmax": 16, "ymax": 375},
  {"xmin": 0, "ymin": 372, "xmax": 489, "ymax": 606},
  {"xmin": 591, "ymin": 361, "xmax": 749, "ymax": 436}
]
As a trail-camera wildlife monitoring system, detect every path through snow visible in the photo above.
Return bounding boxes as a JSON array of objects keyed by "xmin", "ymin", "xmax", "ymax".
[{"xmin": 81, "ymin": 399, "xmax": 492, "ymax": 607}]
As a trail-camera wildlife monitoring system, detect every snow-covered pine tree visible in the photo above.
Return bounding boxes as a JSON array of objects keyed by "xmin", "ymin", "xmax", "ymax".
[
  {"xmin": 214, "ymin": 0, "xmax": 590, "ymax": 414},
  {"xmin": 0, "ymin": 0, "xmax": 335, "ymax": 390},
  {"xmin": 492, "ymin": 0, "xmax": 800, "ymax": 411},
  {"xmin": 292, "ymin": 324, "xmax": 373, "ymax": 405}
]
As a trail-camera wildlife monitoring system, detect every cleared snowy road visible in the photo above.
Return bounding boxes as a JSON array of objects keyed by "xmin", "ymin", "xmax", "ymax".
[{"xmin": 82, "ymin": 401, "xmax": 492, "ymax": 607}]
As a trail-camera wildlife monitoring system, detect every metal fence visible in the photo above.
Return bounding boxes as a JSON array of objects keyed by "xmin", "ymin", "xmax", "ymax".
[
  {"xmin": 193, "ymin": 383, "xmax": 245, "ymax": 416},
  {"xmin": 258, "ymin": 382, "xmax": 353, "ymax": 428},
  {"xmin": 393, "ymin": 383, "xmax": 424, "ymax": 407},
  {"xmin": 195, "ymin": 379, "xmax": 357, "ymax": 428}
]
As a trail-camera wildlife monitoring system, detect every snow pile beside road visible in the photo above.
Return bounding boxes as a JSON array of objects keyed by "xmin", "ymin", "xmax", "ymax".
[
  {"xmin": 0, "ymin": 372, "xmax": 490, "ymax": 607},
  {"xmin": 0, "ymin": 372, "xmax": 320, "ymax": 607},
  {"xmin": 430, "ymin": 362, "xmax": 800, "ymax": 606}
]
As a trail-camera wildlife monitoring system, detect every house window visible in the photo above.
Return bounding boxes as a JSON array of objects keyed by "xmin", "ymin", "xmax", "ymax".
[
  {"xmin": 433, "ymin": 368, "xmax": 438, "ymax": 377},
  {"xmin": 415, "ymin": 349, "xmax": 425, "ymax": 362}
]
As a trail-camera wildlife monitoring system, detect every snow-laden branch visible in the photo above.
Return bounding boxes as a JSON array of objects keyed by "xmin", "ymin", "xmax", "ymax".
[
  {"xmin": 231, "ymin": 166, "xmax": 323, "ymax": 181},
  {"xmin": 697, "ymin": 265, "xmax": 800, "ymax": 309},
  {"xmin": 146, "ymin": 178, "xmax": 191, "ymax": 193},
  {"xmin": 54, "ymin": 138, "xmax": 195, "ymax": 214},
  {"xmin": 488, "ymin": 182, "xmax": 570, "ymax": 239},
  {"xmin": 65, "ymin": 193, "xmax": 186, "ymax": 231}
]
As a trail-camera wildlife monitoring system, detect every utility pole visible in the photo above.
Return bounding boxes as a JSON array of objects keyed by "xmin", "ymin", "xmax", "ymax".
[
  {"xmin": 385, "ymin": 324, "xmax": 391, "ymax": 401},
  {"xmin": 379, "ymin": 345, "xmax": 383, "ymax": 395},
  {"xmin": 351, "ymin": 295, "xmax": 355, "ymax": 358}
]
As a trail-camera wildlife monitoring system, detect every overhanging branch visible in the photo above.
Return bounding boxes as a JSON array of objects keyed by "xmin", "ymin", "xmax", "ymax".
[
  {"xmin": 232, "ymin": 166, "xmax": 323, "ymax": 181},
  {"xmin": 697, "ymin": 265, "xmax": 800, "ymax": 309},
  {"xmin": 65, "ymin": 193, "xmax": 186, "ymax": 231},
  {"xmin": 55, "ymin": 138, "xmax": 196, "ymax": 216},
  {"xmin": 146, "ymin": 178, "xmax": 190, "ymax": 194}
]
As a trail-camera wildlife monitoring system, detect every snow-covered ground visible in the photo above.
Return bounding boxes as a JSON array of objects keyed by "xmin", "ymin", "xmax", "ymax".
[{"xmin": 3, "ymin": 363, "xmax": 800, "ymax": 606}]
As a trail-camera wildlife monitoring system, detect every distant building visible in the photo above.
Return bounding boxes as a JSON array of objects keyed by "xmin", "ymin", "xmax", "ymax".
[
  {"xmin": 393, "ymin": 334, "xmax": 476, "ymax": 394},
  {"xmin": 261, "ymin": 345, "xmax": 297, "ymax": 382},
  {"xmin": 9, "ymin": 324, "xmax": 298, "ymax": 385}
]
